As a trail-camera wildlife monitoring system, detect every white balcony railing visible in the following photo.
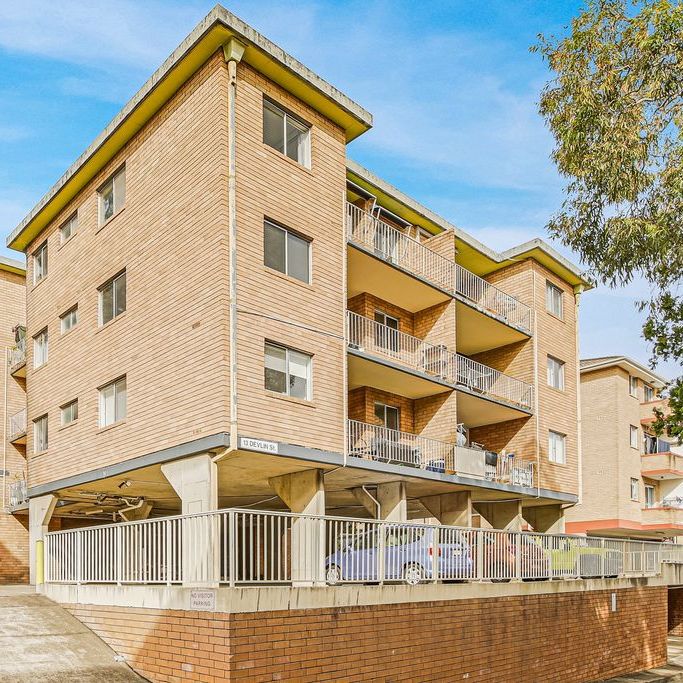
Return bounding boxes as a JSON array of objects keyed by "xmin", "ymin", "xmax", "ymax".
[
  {"xmin": 8, "ymin": 479, "xmax": 27, "ymax": 508},
  {"xmin": 44, "ymin": 507, "xmax": 681, "ymax": 587},
  {"xmin": 347, "ymin": 420, "xmax": 535, "ymax": 488},
  {"xmin": 9, "ymin": 408, "xmax": 27, "ymax": 441},
  {"xmin": 346, "ymin": 202, "xmax": 532, "ymax": 332},
  {"xmin": 8, "ymin": 340, "xmax": 26, "ymax": 369},
  {"xmin": 347, "ymin": 419, "xmax": 455, "ymax": 472},
  {"xmin": 346, "ymin": 311, "xmax": 534, "ymax": 410}
]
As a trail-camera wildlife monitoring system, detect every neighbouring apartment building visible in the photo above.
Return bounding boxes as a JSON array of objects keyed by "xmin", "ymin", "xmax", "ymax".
[
  {"xmin": 566, "ymin": 356, "xmax": 681, "ymax": 539},
  {"xmin": 0, "ymin": 255, "xmax": 28, "ymax": 583}
]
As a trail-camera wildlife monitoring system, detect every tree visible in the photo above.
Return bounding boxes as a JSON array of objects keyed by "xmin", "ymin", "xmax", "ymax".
[{"xmin": 534, "ymin": 0, "xmax": 683, "ymax": 438}]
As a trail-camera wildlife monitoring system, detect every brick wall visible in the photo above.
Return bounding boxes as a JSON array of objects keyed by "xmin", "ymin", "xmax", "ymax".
[
  {"xmin": 0, "ymin": 514, "xmax": 28, "ymax": 583},
  {"xmin": 669, "ymin": 588, "xmax": 683, "ymax": 635},
  {"xmin": 65, "ymin": 586, "xmax": 667, "ymax": 682}
]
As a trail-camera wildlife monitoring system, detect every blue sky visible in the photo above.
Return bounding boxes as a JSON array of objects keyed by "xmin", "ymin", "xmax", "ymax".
[{"xmin": 0, "ymin": 0, "xmax": 677, "ymax": 378}]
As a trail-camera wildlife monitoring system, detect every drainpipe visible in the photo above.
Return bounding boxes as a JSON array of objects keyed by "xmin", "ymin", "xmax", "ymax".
[
  {"xmin": 532, "ymin": 269, "xmax": 541, "ymax": 499},
  {"xmin": 223, "ymin": 39, "xmax": 246, "ymax": 455},
  {"xmin": 574, "ymin": 285, "xmax": 585, "ymax": 504},
  {"xmin": 2, "ymin": 347, "xmax": 7, "ymax": 510}
]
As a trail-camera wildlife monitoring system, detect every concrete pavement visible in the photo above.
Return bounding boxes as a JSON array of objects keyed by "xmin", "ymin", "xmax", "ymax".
[{"xmin": 0, "ymin": 585, "xmax": 146, "ymax": 682}]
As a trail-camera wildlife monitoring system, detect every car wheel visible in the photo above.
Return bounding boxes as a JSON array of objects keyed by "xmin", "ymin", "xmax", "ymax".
[
  {"xmin": 326, "ymin": 564, "xmax": 342, "ymax": 585},
  {"xmin": 403, "ymin": 563, "xmax": 424, "ymax": 586}
]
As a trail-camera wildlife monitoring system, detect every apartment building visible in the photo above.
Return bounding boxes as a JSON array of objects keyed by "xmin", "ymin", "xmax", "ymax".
[
  {"xmin": 566, "ymin": 356, "xmax": 679, "ymax": 539},
  {"xmin": 0, "ymin": 255, "xmax": 28, "ymax": 583},
  {"xmin": 3, "ymin": 6, "xmax": 590, "ymax": 585}
]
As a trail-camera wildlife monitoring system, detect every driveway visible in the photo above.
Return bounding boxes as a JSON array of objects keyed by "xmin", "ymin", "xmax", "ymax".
[{"xmin": 0, "ymin": 585, "xmax": 146, "ymax": 682}]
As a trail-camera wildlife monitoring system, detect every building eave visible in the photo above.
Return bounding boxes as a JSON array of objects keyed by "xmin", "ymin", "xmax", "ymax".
[
  {"xmin": 7, "ymin": 4, "xmax": 372, "ymax": 253},
  {"xmin": 580, "ymin": 356, "xmax": 668, "ymax": 388},
  {"xmin": 346, "ymin": 160, "xmax": 591, "ymax": 290},
  {"xmin": 0, "ymin": 254, "xmax": 26, "ymax": 276}
]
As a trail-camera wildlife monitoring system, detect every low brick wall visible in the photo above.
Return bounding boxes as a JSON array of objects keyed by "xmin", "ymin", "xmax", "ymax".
[
  {"xmin": 64, "ymin": 585, "xmax": 667, "ymax": 683},
  {"xmin": 669, "ymin": 587, "xmax": 683, "ymax": 635},
  {"xmin": 0, "ymin": 512, "xmax": 28, "ymax": 584}
]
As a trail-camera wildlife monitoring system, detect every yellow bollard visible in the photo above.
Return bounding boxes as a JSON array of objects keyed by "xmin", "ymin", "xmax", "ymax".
[{"xmin": 36, "ymin": 539, "xmax": 44, "ymax": 586}]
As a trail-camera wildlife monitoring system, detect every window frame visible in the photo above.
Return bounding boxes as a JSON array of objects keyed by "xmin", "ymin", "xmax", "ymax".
[
  {"xmin": 630, "ymin": 424, "xmax": 639, "ymax": 450},
  {"xmin": 60, "ymin": 305, "xmax": 79, "ymax": 334},
  {"xmin": 264, "ymin": 341, "xmax": 312, "ymax": 401},
  {"xmin": 629, "ymin": 375, "xmax": 638, "ymax": 398},
  {"xmin": 33, "ymin": 414, "xmax": 48, "ymax": 453},
  {"xmin": 98, "ymin": 376, "xmax": 127, "ymax": 428},
  {"xmin": 98, "ymin": 270, "xmax": 127, "ymax": 326},
  {"xmin": 644, "ymin": 384, "xmax": 655, "ymax": 403},
  {"xmin": 33, "ymin": 328, "xmax": 48, "ymax": 369},
  {"xmin": 60, "ymin": 399, "xmax": 79, "ymax": 426},
  {"xmin": 33, "ymin": 240, "xmax": 48, "ymax": 285},
  {"xmin": 98, "ymin": 165, "xmax": 126, "ymax": 226},
  {"xmin": 545, "ymin": 281, "xmax": 564, "ymax": 319},
  {"xmin": 60, "ymin": 212, "xmax": 78, "ymax": 244},
  {"xmin": 630, "ymin": 477, "xmax": 639, "ymax": 502},
  {"xmin": 262, "ymin": 98, "xmax": 311, "ymax": 167},
  {"xmin": 374, "ymin": 402, "xmax": 401, "ymax": 431},
  {"xmin": 263, "ymin": 219, "xmax": 312, "ymax": 284},
  {"xmin": 644, "ymin": 484, "xmax": 655, "ymax": 508},
  {"xmin": 548, "ymin": 430, "xmax": 566, "ymax": 464},
  {"xmin": 547, "ymin": 355, "xmax": 565, "ymax": 390}
]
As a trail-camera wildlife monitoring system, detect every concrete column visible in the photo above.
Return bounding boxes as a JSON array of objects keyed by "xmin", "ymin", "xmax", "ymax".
[
  {"xmin": 474, "ymin": 500, "xmax": 523, "ymax": 531},
  {"xmin": 29, "ymin": 494, "xmax": 57, "ymax": 585},
  {"xmin": 377, "ymin": 482, "xmax": 407, "ymax": 521},
  {"xmin": 161, "ymin": 454, "xmax": 218, "ymax": 586},
  {"xmin": 524, "ymin": 504, "xmax": 565, "ymax": 534},
  {"xmin": 269, "ymin": 469, "xmax": 325, "ymax": 586},
  {"xmin": 420, "ymin": 491, "xmax": 472, "ymax": 527}
]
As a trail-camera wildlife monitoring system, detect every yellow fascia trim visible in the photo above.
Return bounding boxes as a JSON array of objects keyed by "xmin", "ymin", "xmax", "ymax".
[
  {"xmin": 10, "ymin": 23, "xmax": 371, "ymax": 252},
  {"xmin": 0, "ymin": 261, "xmax": 26, "ymax": 276}
]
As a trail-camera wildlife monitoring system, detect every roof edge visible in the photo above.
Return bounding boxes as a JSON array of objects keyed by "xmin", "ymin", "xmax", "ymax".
[
  {"xmin": 580, "ymin": 356, "xmax": 668, "ymax": 387},
  {"xmin": 0, "ymin": 254, "xmax": 26, "ymax": 276}
]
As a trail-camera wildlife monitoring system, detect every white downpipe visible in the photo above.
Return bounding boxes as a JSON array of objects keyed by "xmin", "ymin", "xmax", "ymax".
[
  {"xmin": 2, "ymin": 347, "xmax": 7, "ymax": 510},
  {"xmin": 224, "ymin": 40, "xmax": 245, "ymax": 453},
  {"xmin": 574, "ymin": 285, "xmax": 585, "ymax": 504},
  {"xmin": 532, "ymin": 269, "xmax": 541, "ymax": 499}
]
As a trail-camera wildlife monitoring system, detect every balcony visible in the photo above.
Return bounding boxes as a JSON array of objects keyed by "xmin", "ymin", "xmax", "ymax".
[
  {"xmin": 8, "ymin": 479, "xmax": 27, "ymax": 508},
  {"xmin": 641, "ymin": 451, "xmax": 683, "ymax": 480},
  {"xmin": 9, "ymin": 408, "xmax": 27, "ymax": 445},
  {"xmin": 347, "ymin": 420, "xmax": 534, "ymax": 487},
  {"xmin": 641, "ymin": 398, "xmax": 668, "ymax": 425},
  {"xmin": 346, "ymin": 311, "xmax": 534, "ymax": 420},
  {"xmin": 346, "ymin": 202, "xmax": 532, "ymax": 338},
  {"xmin": 642, "ymin": 499, "xmax": 683, "ymax": 530},
  {"xmin": 8, "ymin": 340, "xmax": 26, "ymax": 378}
]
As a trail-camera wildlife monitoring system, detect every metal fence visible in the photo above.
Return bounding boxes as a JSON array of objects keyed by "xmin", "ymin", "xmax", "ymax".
[
  {"xmin": 44, "ymin": 507, "xmax": 681, "ymax": 587},
  {"xmin": 346, "ymin": 202, "xmax": 532, "ymax": 332},
  {"xmin": 8, "ymin": 479, "xmax": 28, "ymax": 508},
  {"xmin": 9, "ymin": 408, "xmax": 26, "ymax": 440},
  {"xmin": 346, "ymin": 311, "xmax": 533, "ymax": 410},
  {"xmin": 8, "ymin": 340, "xmax": 26, "ymax": 369}
]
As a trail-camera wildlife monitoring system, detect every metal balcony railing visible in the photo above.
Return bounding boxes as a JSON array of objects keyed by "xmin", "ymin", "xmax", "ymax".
[
  {"xmin": 44, "ymin": 507, "xmax": 680, "ymax": 586},
  {"xmin": 346, "ymin": 311, "xmax": 534, "ymax": 410},
  {"xmin": 9, "ymin": 408, "xmax": 27, "ymax": 441},
  {"xmin": 8, "ymin": 479, "xmax": 27, "ymax": 508},
  {"xmin": 8, "ymin": 340, "xmax": 26, "ymax": 369},
  {"xmin": 347, "ymin": 419, "xmax": 455, "ymax": 472},
  {"xmin": 346, "ymin": 202, "xmax": 532, "ymax": 332}
]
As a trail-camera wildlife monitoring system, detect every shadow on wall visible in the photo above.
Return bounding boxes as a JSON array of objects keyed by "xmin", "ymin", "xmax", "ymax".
[
  {"xmin": 669, "ymin": 588, "xmax": 683, "ymax": 636},
  {"xmin": 0, "ymin": 513, "xmax": 29, "ymax": 584}
]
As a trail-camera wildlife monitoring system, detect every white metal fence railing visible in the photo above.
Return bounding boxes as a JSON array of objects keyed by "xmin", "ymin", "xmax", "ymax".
[
  {"xmin": 44, "ymin": 507, "xmax": 683, "ymax": 587},
  {"xmin": 9, "ymin": 408, "xmax": 27, "ymax": 440},
  {"xmin": 347, "ymin": 419, "xmax": 455, "ymax": 472},
  {"xmin": 346, "ymin": 202, "xmax": 532, "ymax": 332},
  {"xmin": 346, "ymin": 311, "xmax": 534, "ymax": 410},
  {"xmin": 486, "ymin": 453, "xmax": 534, "ymax": 488}
]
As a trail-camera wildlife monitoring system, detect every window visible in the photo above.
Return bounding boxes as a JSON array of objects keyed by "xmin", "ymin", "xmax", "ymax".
[
  {"xmin": 99, "ymin": 270, "xmax": 126, "ymax": 325},
  {"xmin": 645, "ymin": 485, "xmax": 655, "ymax": 509},
  {"xmin": 60, "ymin": 213, "xmax": 78, "ymax": 243},
  {"xmin": 99, "ymin": 376, "xmax": 127, "ymax": 427},
  {"xmin": 98, "ymin": 166, "xmax": 126, "ymax": 224},
  {"xmin": 263, "ymin": 99, "xmax": 311, "ymax": 167},
  {"xmin": 644, "ymin": 384, "xmax": 655, "ymax": 402},
  {"xmin": 630, "ymin": 478, "xmax": 639, "ymax": 502},
  {"xmin": 264, "ymin": 342, "xmax": 312, "ymax": 400},
  {"xmin": 629, "ymin": 375, "xmax": 638, "ymax": 398},
  {"xmin": 61, "ymin": 400, "xmax": 78, "ymax": 426},
  {"xmin": 33, "ymin": 328, "xmax": 48, "ymax": 368},
  {"xmin": 374, "ymin": 402, "xmax": 400, "ymax": 431},
  {"xmin": 547, "ymin": 355, "xmax": 565, "ymax": 390},
  {"xmin": 33, "ymin": 241, "xmax": 48, "ymax": 284},
  {"xmin": 60, "ymin": 306, "xmax": 78, "ymax": 334},
  {"xmin": 263, "ymin": 220, "xmax": 310, "ymax": 283},
  {"xmin": 374, "ymin": 310, "xmax": 400, "ymax": 352},
  {"xmin": 644, "ymin": 433, "xmax": 658, "ymax": 454},
  {"xmin": 548, "ymin": 430, "xmax": 566, "ymax": 464},
  {"xmin": 546, "ymin": 281, "xmax": 563, "ymax": 319},
  {"xmin": 630, "ymin": 424, "xmax": 639, "ymax": 450},
  {"xmin": 33, "ymin": 415, "xmax": 48, "ymax": 453}
]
